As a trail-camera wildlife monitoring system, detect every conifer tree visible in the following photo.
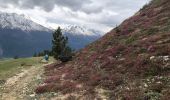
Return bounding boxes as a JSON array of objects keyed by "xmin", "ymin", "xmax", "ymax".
[
  {"xmin": 33, "ymin": 52, "xmax": 37, "ymax": 57},
  {"xmin": 52, "ymin": 27, "xmax": 72, "ymax": 60}
]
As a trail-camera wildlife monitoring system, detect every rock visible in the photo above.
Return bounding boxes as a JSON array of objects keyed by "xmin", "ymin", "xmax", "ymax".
[
  {"xmin": 163, "ymin": 56, "xmax": 169, "ymax": 61},
  {"xmin": 30, "ymin": 93, "xmax": 36, "ymax": 97},
  {"xmin": 144, "ymin": 83, "xmax": 148, "ymax": 88},
  {"xmin": 147, "ymin": 46, "xmax": 155, "ymax": 52},
  {"xmin": 119, "ymin": 58, "xmax": 125, "ymax": 61},
  {"xmin": 36, "ymin": 75, "xmax": 41, "ymax": 80},
  {"xmin": 142, "ymin": 38, "xmax": 148, "ymax": 41},
  {"xmin": 150, "ymin": 56, "xmax": 155, "ymax": 60}
]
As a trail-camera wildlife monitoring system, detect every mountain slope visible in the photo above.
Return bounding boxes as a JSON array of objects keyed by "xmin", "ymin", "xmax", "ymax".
[
  {"xmin": 36, "ymin": 0, "xmax": 170, "ymax": 99},
  {"xmin": 0, "ymin": 12, "xmax": 52, "ymax": 58}
]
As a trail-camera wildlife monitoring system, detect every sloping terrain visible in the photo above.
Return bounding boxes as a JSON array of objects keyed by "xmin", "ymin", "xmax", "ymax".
[
  {"xmin": 36, "ymin": 0, "xmax": 170, "ymax": 99},
  {"xmin": 0, "ymin": 57, "xmax": 55, "ymax": 100}
]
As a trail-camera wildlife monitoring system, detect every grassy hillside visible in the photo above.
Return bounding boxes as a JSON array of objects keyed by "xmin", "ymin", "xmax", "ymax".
[
  {"xmin": 0, "ymin": 57, "xmax": 56, "ymax": 99},
  {"xmin": 0, "ymin": 57, "xmax": 52, "ymax": 80},
  {"xmin": 36, "ymin": 0, "xmax": 170, "ymax": 99}
]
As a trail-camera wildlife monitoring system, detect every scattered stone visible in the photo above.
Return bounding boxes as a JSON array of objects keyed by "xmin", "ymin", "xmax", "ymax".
[
  {"xmin": 163, "ymin": 56, "xmax": 169, "ymax": 61},
  {"xmin": 144, "ymin": 83, "xmax": 148, "ymax": 88},
  {"xmin": 36, "ymin": 75, "xmax": 41, "ymax": 80},
  {"xmin": 148, "ymin": 46, "xmax": 155, "ymax": 52},
  {"xmin": 119, "ymin": 58, "xmax": 126, "ymax": 61},
  {"xmin": 150, "ymin": 56, "xmax": 155, "ymax": 60},
  {"xmin": 156, "ymin": 81, "xmax": 161, "ymax": 84},
  {"xmin": 76, "ymin": 84, "xmax": 83, "ymax": 88},
  {"xmin": 142, "ymin": 38, "xmax": 148, "ymax": 41},
  {"xmin": 150, "ymin": 55, "xmax": 169, "ymax": 62},
  {"xmin": 30, "ymin": 93, "xmax": 36, "ymax": 97}
]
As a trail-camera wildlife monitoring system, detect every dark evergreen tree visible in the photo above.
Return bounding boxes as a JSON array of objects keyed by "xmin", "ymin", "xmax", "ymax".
[
  {"xmin": 14, "ymin": 55, "xmax": 19, "ymax": 59},
  {"xmin": 52, "ymin": 27, "xmax": 72, "ymax": 60},
  {"xmin": 33, "ymin": 52, "xmax": 37, "ymax": 57}
]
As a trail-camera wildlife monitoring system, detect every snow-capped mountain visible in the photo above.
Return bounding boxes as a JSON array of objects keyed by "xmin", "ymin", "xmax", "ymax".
[
  {"xmin": 62, "ymin": 25, "xmax": 103, "ymax": 36},
  {"xmin": 0, "ymin": 12, "xmax": 49, "ymax": 32},
  {"xmin": 0, "ymin": 12, "xmax": 52, "ymax": 57},
  {"xmin": 62, "ymin": 25, "xmax": 103, "ymax": 50}
]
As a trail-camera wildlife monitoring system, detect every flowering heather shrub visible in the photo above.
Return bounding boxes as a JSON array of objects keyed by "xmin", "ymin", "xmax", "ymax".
[
  {"xmin": 35, "ymin": 83, "xmax": 56, "ymax": 94},
  {"xmin": 125, "ymin": 35, "xmax": 137, "ymax": 44},
  {"xmin": 99, "ymin": 75, "xmax": 123, "ymax": 90},
  {"xmin": 154, "ymin": 45, "xmax": 170, "ymax": 56},
  {"xmin": 61, "ymin": 81, "xmax": 78, "ymax": 94},
  {"xmin": 146, "ymin": 27, "xmax": 159, "ymax": 35},
  {"xmin": 147, "ymin": 45, "xmax": 156, "ymax": 52},
  {"xmin": 35, "ymin": 0, "xmax": 170, "ymax": 98},
  {"xmin": 87, "ymin": 53, "xmax": 98, "ymax": 66},
  {"xmin": 86, "ymin": 73, "xmax": 101, "ymax": 86},
  {"xmin": 100, "ymin": 60, "xmax": 116, "ymax": 71},
  {"xmin": 141, "ymin": 20, "xmax": 153, "ymax": 28},
  {"xmin": 74, "ymin": 71, "xmax": 90, "ymax": 82},
  {"xmin": 130, "ymin": 56, "xmax": 164, "ymax": 77},
  {"xmin": 36, "ymin": 81, "xmax": 79, "ymax": 94},
  {"xmin": 44, "ymin": 63, "xmax": 59, "ymax": 70},
  {"xmin": 116, "ymin": 88, "xmax": 145, "ymax": 100},
  {"xmin": 119, "ymin": 28, "xmax": 134, "ymax": 35},
  {"xmin": 44, "ymin": 75, "xmax": 60, "ymax": 83},
  {"xmin": 161, "ymin": 90, "xmax": 170, "ymax": 100},
  {"xmin": 148, "ymin": 83, "xmax": 164, "ymax": 93}
]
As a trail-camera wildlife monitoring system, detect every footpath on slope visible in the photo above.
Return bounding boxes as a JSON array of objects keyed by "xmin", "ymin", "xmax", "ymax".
[{"xmin": 0, "ymin": 62, "xmax": 53, "ymax": 100}]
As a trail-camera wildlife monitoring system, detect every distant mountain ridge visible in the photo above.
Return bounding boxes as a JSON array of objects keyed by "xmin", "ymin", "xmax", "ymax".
[
  {"xmin": 63, "ymin": 25, "xmax": 103, "ymax": 36},
  {"xmin": 0, "ymin": 12, "xmax": 102, "ymax": 57},
  {"xmin": 0, "ymin": 12, "xmax": 52, "ymax": 57},
  {"xmin": 62, "ymin": 25, "xmax": 103, "ymax": 50},
  {"xmin": 0, "ymin": 12, "xmax": 50, "ymax": 32}
]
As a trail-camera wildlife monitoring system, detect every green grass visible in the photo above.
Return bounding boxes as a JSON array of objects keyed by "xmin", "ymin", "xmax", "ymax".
[{"xmin": 0, "ymin": 57, "xmax": 54, "ymax": 80}]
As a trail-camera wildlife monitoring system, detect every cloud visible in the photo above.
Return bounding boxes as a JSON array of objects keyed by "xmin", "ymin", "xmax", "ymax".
[
  {"xmin": 0, "ymin": 0, "xmax": 151, "ymax": 32},
  {"xmin": 0, "ymin": 0, "xmax": 91, "ymax": 12}
]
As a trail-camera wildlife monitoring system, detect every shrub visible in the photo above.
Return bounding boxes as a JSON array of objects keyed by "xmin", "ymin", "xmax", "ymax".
[
  {"xmin": 14, "ymin": 55, "xmax": 19, "ymax": 59},
  {"xmin": 44, "ymin": 75, "xmax": 60, "ymax": 83},
  {"xmin": 20, "ymin": 62, "xmax": 26, "ymax": 66},
  {"xmin": 146, "ymin": 27, "xmax": 159, "ymax": 35},
  {"xmin": 125, "ymin": 35, "xmax": 137, "ymax": 44},
  {"xmin": 144, "ymin": 61, "xmax": 163, "ymax": 76},
  {"xmin": 35, "ymin": 83, "xmax": 56, "ymax": 94},
  {"xmin": 144, "ymin": 91, "xmax": 161, "ymax": 100},
  {"xmin": 139, "ymin": 48, "xmax": 147, "ymax": 53},
  {"xmin": 115, "ymin": 26, "xmax": 121, "ymax": 33},
  {"xmin": 148, "ymin": 83, "xmax": 164, "ymax": 93}
]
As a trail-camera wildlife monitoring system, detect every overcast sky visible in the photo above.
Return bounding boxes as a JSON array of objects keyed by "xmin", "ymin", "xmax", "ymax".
[{"xmin": 0, "ymin": 0, "xmax": 150, "ymax": 32}]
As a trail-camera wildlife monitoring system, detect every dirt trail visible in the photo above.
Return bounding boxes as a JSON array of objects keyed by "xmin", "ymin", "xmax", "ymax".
[{"xmin": 1, "ymin": 63, "xmax": 50, "ymax": 100}]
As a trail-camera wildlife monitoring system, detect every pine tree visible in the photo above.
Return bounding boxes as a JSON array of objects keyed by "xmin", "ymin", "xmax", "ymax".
[
  {"xmin": 52, "ymin": 27, "xmax": 72, "ymax": 60},
  {"xmin": 33, "ymin": 52, "xmax": 37, "ymax": 57}
]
